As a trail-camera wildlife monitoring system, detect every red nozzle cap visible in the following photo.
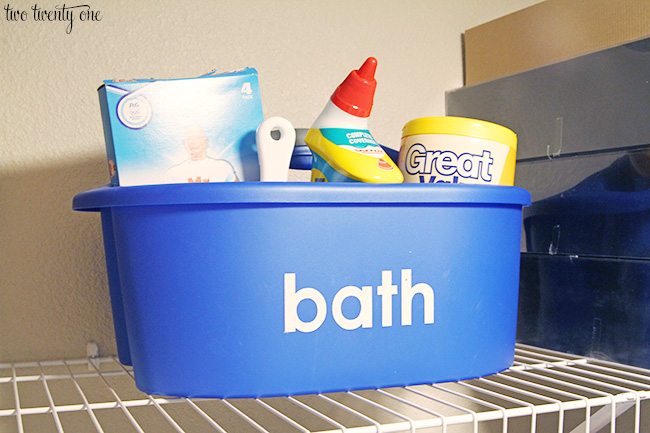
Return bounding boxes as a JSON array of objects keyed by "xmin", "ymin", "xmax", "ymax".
[{"xmin": 330, "ymin": 57, "xmax": 377, "ymax": 118}]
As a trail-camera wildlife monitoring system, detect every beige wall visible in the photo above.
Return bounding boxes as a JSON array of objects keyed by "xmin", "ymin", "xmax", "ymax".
[{"xmin": 0, "ymin": 0, "xmax": 540, "ymax": 362}]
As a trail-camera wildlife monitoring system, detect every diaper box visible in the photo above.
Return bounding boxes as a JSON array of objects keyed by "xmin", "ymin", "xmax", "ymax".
[{"xmin": 98, "ymin": 68, "xmax": 264, "ymax": 186}]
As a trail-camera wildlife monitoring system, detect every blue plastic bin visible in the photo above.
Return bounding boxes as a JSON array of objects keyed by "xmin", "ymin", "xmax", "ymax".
[
  {"xmin": 520, "ymin": 154, "xmax": 650, "ymax": 367},
  {"xmin": 73, "ymin": 182, "xmax": 530, "ymax": 398},
  {"xmin": 98, "ymin": 209, "xmax": 131, "ymax": 366}
]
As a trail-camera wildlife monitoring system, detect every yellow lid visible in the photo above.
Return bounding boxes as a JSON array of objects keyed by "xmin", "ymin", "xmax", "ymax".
[{"xmin": 402, "ymin": 117, "xmax": 517, "ymax": 150}]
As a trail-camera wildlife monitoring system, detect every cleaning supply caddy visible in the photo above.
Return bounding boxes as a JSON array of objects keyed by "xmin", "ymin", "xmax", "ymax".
[{"xmin": 73, "ymin": 181, "xmax": 530, "ymax": 398}]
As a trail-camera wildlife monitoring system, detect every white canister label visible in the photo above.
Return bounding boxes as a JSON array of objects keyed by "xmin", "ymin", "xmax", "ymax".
[{"xmin": 398, "ymin": 134, "xmax": 511, "ymax": 184}]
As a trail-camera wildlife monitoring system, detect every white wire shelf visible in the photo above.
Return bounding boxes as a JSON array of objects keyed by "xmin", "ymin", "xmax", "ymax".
[{"xmin": 1, "ymin": 344, "xmax": 649, "ymax": 433}]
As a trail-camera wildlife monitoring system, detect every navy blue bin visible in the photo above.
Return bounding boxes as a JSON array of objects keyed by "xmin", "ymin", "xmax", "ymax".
[{"xmin": 73, "ymin": 182, "xmax": 529, "ymax": 398}]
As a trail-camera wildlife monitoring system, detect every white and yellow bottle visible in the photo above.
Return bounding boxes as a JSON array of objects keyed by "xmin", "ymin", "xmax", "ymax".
[{"xmin": 306, "ymin": 57, "xmax": 403, "ymax": 183}]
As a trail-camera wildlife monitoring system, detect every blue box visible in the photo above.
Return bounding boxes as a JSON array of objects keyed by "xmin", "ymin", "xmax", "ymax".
[
  {"xmin": 73, "ymin": 183, "xmax": 530, "ymax": 398},
  {"xmin": 98, "ymin": 69, "xmax": 263, "ymax": 186}
]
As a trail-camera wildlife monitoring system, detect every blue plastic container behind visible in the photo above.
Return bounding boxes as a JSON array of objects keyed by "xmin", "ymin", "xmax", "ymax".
[{"xmin": 73, "ymin": 182, "xmax": 530, "ymax": 398}]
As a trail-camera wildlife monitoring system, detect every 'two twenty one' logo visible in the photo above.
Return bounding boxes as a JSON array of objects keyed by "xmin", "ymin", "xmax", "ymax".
[{"xmin": 284, "ymin": 269, "xmax": 434, "ymax": 333}]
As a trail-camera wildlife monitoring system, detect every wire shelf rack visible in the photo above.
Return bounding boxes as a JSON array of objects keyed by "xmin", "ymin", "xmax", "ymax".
[{"xmin": 1, "ymin": 344, "xmax": 649, "ymax": 433}]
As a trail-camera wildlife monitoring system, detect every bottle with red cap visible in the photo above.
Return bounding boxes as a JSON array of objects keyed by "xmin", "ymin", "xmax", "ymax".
[{"xmin": 305, "ymin": 57, "xmax": 403, "ymax": 183}]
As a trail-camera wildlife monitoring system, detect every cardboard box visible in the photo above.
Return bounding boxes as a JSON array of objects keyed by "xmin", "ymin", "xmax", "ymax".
[
  {"xmin": 464, "ymin": 0, "xmax": 650, "ymax": 85},
  {"xmin": 98, "ymin": 68, "xmax": 264, "ymax": 186}
]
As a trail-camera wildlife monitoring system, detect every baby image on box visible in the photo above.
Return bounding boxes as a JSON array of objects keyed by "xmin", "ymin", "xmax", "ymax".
[{"xmin": 164, "ymin": 125, "xmax": 239, "ymax": 183}]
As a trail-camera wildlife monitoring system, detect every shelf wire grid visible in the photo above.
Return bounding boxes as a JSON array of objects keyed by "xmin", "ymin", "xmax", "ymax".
[{"xmin": 1, "ymin": 344, "xmax": 649, "ymax": 433}]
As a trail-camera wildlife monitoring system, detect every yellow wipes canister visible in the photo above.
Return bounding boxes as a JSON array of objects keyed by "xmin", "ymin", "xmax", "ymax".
[{"xmin": 398, "ymin": 117, "xmax": 517, "ymax": 185}]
